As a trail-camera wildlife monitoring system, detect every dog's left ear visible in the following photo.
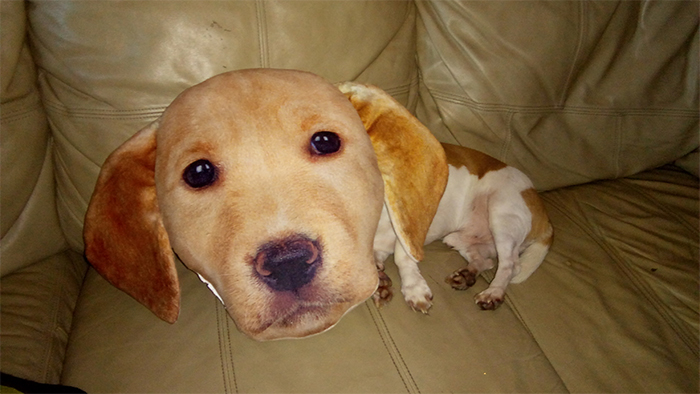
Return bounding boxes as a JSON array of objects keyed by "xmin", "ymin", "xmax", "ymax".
[{"xmin": 337, "ymin": 82, "xmax": 449, "ymax": 262}]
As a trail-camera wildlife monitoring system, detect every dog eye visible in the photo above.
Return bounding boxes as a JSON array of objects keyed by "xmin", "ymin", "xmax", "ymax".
[
  {"xmin": 310, "ymin": 131, "xmax": 341, "ymax": 155},
  {"xmin": 183, "ymin": 159, "xmax": 218, "ymax": 189}
]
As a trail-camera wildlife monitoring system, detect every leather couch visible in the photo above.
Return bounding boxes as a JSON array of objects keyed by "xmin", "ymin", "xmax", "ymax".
[{"xmin": 2, "ymin": 1, "xmax": 698, "ymax": 392}]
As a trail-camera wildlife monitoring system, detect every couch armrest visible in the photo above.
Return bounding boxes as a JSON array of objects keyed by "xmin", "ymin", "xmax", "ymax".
[
  {"xmin": 0, "ymin": 251, "xmax": 88, "ymax": 384},
  {"xmin": 1, "ymin": 0, "xmax": 67, "ymax": 276}
]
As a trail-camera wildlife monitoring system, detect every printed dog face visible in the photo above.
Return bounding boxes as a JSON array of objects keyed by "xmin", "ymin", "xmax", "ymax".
[
  {"xmin": 158, "ymin": 70, "xmax": 384, "ymax": 339},
  {"xmin": 84, "ymin": 69, "xmax": 448, "ymax": 341}
]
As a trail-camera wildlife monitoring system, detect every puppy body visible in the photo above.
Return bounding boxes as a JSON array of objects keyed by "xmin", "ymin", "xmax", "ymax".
[{"xmin": 373, "ymin": 144, "xmax": 553, "ymax": 312}]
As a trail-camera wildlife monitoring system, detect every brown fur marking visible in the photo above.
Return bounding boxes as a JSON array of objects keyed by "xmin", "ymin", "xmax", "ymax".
[{"xmin": 441, "ymin": 143, "xmax": 507, "ymax": 178}]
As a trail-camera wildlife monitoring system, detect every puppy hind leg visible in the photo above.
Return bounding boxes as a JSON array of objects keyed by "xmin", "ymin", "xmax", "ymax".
[
  {"xmin": 394, "ymin": 241, "xmax": 433, "ymax": 314},
  {"xmin": 445, "ymin": 244, "xmax": 495, "ymax": 290},
  {"xmin": 474, "ymin": 245, "xmax": 517, "ymax": 310},
  {"xmin": 443, "ymin": 232, "xmax": 495, "ymax": 291},
  {"xmin": 473, "ymin": 191, "xmax": 531, "ymax": 310},
  {"xmin": 475, "ymin": 219, "xmax": 524, "ymax": 310}
]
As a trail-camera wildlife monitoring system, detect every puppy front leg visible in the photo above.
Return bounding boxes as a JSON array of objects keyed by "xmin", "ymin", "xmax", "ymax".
[{"xmin": 394, "ymin": 241, "xmax": 433, "ymax": 314}]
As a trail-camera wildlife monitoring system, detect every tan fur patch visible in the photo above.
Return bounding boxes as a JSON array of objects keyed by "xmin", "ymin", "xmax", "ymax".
[
  {"xmin": 520, "ymin": 188, "xmax": 553, "ymax": 245},
  {"xmin": 441, "ymin": 143, "xmax": 507, "ymax": 178}
]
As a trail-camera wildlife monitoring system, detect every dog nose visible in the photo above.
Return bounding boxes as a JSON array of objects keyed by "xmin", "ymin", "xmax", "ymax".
[{"xmin": 253, "ymin": 235, "xmax": 322, "ymax": 292}]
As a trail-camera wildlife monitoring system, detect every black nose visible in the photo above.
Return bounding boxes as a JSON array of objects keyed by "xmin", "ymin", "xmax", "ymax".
[{"xmin": 253, "ymin": 235, "xmax": 322, "ymax": 292}]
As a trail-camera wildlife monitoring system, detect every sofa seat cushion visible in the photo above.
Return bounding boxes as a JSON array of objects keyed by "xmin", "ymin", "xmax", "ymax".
[
  {"xmin": 60, "ymin": 251, "xmax": 565, "ymax": 393},
  {"xmin": 60, "ymin": 167, "xmax": 697, "ymax": 393},
  {"xmin": 505, "ymin": 166, "xmax": 699, "ymax": 392},
  {"xmin": 0, "ymin": 251, "xmax": 87, "ymax": 384}
]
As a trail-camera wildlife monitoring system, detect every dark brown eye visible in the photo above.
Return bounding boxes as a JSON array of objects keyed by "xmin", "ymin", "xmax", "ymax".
[
  {"xmin": 310, "ymin": 131, "xmax": 341, "ymax": 155},
  {"xmin": 183, "ymin": 159, "xmax": 218, "ymax": 188}
]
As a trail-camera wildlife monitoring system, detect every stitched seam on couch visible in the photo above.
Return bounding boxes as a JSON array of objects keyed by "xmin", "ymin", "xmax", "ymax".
[
  {"xmin": 428, "ymin": 89, "xmax": 700, "ymax": 117},
  {"xmin": 216, "ymin": 299, "xmax": 238, "ymax": 393},
  {"xmin": 54, "ymin": 153, "xmax": 91, "ymax": 238},
  {"xmin": 0, "ymin": 95, "xmax": 44, "ymax": 124},
  {"xmin": 1, "ymin": 107, "xmax": 43, "ymax": 124},
  {"xmin": 543, "ymin": 190, "xmax": 699, "ymax": 358},
  {"xmin": 42, "ymin": 101, "xmax": 166, "ymax": 119},
  {"xmin": 365, "ymin": 302, "xmax": 420, "ymax": 394},
  {"xmin": 255, "ymin": 0, "xmax": 269, "ymax": 68},
  {"xmin": 383, "ymin": 81, "xmax": 416, "ymax": 100}
]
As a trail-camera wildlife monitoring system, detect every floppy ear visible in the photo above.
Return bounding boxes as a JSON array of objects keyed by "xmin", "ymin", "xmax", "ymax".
[
  {"xmin": 83, "ymin": 119, "xmax": 179, "ymax": 323},
  {"xmin": 337, "ymin": 82, "xmax": 449, "ymax": 262}
]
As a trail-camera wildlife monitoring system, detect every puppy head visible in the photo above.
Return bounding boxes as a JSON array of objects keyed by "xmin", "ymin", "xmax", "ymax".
[{"xmin": 84, "ymin": 70, "xmax": 447, "ymax": 341}]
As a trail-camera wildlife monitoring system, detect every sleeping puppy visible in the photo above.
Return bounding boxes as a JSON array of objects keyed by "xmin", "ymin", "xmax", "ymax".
[
  {"xmin": 83, "ymin": 69, "xmax": 448, "ymax": 341},
  {"xmin": 338, "ymin": 82, "xmax": 553, "ymax": 313}
]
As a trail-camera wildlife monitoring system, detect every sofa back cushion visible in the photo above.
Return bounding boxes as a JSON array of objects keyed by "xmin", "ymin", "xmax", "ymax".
[
  {"xmin": 27, "ymin": 0, "xmax": 419, "ymax": 252},
  {"xmin": 416, "ymin": 1, "xmax": 699, "ymax": 190}
]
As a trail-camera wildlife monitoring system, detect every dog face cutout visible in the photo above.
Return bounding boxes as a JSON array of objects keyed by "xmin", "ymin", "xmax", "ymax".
[{"xmin": 84, "ymin": 69, "xmax": 448, "ymax": 341}]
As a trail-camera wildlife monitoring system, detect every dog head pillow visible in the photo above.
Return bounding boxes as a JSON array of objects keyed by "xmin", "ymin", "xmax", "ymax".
[{"xmin": 83, "ymin": 69, "xmax": 448, "ymax": 341}]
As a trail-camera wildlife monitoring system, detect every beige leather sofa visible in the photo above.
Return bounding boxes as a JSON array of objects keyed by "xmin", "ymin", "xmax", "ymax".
[{"xmin": 2, "ymin": 1, "xmax": 698, "ymax": 392}]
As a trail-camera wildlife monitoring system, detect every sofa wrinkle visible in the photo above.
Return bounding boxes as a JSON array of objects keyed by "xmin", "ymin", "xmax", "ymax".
[
  {"xmin": 53, "ymin": 140, "xmax": 89, "ymax": 206},
  {"xmin": 53, "ymin": 159, "xmax": 88, "ymax": 249},
  {"xmin": 619, "ymin": 178, "xmax": 699, "ymax": 234},
  {"xmin": 558, "ymin": 1, "xmax": 586, "ymax": 108},
  {"xmin": 499, "ymin": 111, "xmax": 514, "ymax": 161},
  {"xmin": 360, "ymin": 4, "xmax": 414, "ymax": 80},
  {"xmin": 565, "ymin": 183, "xmax": 700, "ymax": 356},
  {"xmin": 593, "ymin": 224, "xmax": 699, "ymax": 356},
  {"xmin": 416, "ymin": 1, "xmax": 475, "ymax": 103}
]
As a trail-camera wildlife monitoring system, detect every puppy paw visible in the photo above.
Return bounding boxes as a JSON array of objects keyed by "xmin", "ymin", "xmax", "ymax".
[
  {"xmin": 474, "ymin": 288, "xmax": 504, "ymax": 310},
  {"xmin": 372, "ymin": 271, "xmax": 393, "ymax": 308},
  {"xmin": 445, "ymin": 268, "xmax": 478, "ymax": 290},
  {"xmin": 401, "ymin": 280, "xmax": 433, "ymax": 314}
]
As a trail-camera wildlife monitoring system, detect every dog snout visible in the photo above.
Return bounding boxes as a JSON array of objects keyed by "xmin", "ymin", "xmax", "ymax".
[{"xmin": 253, "ymin": 235, "xmax": 322, "ymax": 292}]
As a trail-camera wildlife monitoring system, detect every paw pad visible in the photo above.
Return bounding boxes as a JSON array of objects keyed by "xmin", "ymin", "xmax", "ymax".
[
  {"xmin": 372, "ymin": 271, "xmax": 393, "ymax": 308},
  {"xmin": 474, "ymin": 291, "xmax": 504, "ymax": 310},
  {"xmin": 445, "ymin": 268, "xmax": 477, "ymax": 290}
]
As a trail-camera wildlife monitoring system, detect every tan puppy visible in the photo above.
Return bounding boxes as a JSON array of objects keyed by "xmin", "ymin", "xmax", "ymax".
[
  {"xmin": 339, "ymin": 83, "xmax": 553, "ymax": 313},
  {"xmin": 84, "ymin": 70, "xmax": 448, "ymax": 341}
]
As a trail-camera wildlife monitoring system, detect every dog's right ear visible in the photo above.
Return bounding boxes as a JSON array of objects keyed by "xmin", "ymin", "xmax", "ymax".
[{"xmin": 83, "ymin": 119, "xmax": 180, "ymax": 323}]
